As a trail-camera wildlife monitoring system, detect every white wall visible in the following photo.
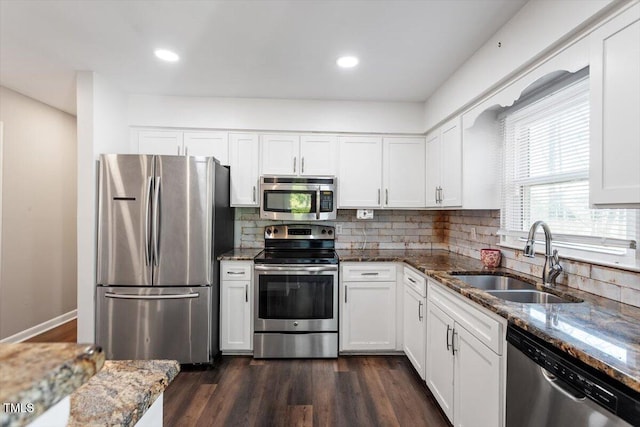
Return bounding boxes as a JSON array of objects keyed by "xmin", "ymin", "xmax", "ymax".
[
  {"xmin": 128, "ymin": 95, "xmax": 425, "ymax": 134},
  {"xmin": 0, "ymin": 87, "xmax": 77, "ymax": 340},
  {"xmin": 76, "ymin": 71, "xmax": 129, "ymax": 343},
  {"xmin": 423, "ymin": 0, "xmax": 615, "ymax": 131}
]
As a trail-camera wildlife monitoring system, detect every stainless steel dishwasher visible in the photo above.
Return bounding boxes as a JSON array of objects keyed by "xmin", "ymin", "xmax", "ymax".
[{"xmin": 506, "ymin": 325, "xmax": 639, "ymax": 427}]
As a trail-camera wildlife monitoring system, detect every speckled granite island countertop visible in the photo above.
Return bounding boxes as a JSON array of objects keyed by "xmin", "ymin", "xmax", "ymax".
[
  {"xmin": 338, "ymin": 249, "xmax": 640, "ymax": 394},
  {"xmin": 68, "ymin": 359, "xmax": 179, "ymax": 427},
  {"xmin": 0, "ymin": 343, "xmax": 104, "ymax": 427}
]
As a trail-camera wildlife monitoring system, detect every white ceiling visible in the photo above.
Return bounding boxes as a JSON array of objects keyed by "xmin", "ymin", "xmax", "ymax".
[{"xmin": 0, "ymin": 0, "xmax": 527, "ymax": 115}]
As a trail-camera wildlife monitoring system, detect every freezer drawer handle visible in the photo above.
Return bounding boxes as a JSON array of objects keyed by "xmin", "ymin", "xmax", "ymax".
[{"xmin": 104, "ymin": 292, "xmax": 200, "ymax": 300}]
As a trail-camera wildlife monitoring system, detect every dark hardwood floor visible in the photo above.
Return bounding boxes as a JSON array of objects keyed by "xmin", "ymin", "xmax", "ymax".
[
  {"xmin": 27, "ymin": 321, "xmax": 450, "ymax": 427},
  {"xmin": 24, "ymin": 319, "xmax": 77, "ymax": 343},
  {"xmin": 164, "ymin": 356, "xmax": 450, "ymax": 427}
]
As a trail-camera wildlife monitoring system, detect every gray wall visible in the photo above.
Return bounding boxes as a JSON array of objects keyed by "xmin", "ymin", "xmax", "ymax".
[{"xmin": 0, "ymin": 87, "xmax": 77, "ymax": 339}]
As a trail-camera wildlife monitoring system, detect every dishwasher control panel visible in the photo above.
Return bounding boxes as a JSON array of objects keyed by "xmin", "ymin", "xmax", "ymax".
[{"xmin": 507, "ymin": 325, "xmax": 640, "ymax": 426}]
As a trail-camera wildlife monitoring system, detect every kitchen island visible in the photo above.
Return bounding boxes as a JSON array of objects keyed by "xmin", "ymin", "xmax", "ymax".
[
  {"xmin": 0, "ymin": 343, "xmax": 104, "ymax": 427},
  {"xmin": 0, "ymin": 343, "xmax": 179, "ymax": 427}
]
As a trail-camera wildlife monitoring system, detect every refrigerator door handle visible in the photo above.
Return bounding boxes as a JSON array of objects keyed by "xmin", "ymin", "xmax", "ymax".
[
  {"xmin": 104, "ymin": 292, "xmax": 199, "ymax": 300},
  {"xmin": 153, "ymin": 176, "xmax": 161, "ymax": 267},
  {"xmin": 145, "ymin": 177, "xmax": 153, "ymax": 266}
]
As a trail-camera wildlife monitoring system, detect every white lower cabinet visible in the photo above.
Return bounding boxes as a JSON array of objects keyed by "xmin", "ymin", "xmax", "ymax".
[
  {"xmin": 340, "ymin": 263, "xmax": 396, "ymax": 351},
  {"xmin": 453, "ymin": 325, "xmax": 502, "ymax": 427},
  {"xmin": 426, "ymin": 280, "xmax": 505, "ymax": 427},
  {"xmin": 403, "ymin": 267, "xmax": 427, "ymax": 379},
  {"xmin": 220, "ymin": 261, "xmax": 253, "ymax": 352}
]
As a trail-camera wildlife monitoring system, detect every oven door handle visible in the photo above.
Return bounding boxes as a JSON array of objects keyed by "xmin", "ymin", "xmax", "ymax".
[{"xmin": 254, "ymin": 265, "xmax": 338, "ymax": 272}]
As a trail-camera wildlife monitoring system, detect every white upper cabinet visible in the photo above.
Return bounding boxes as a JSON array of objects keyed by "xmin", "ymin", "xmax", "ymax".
[
  {"xmin": 229, "ymin": 133, "xmax": 260, "ymax": 206},
  {"xmin": 460, "ymin": 108, "xmax": 502, "ymax": 210},
  {"xmin": 589, "ymin": 3, "xmax": 640, "ymax": 208},
  {"xmin": 137, "ymin": 130, "xmax": 229, "ymax": 164},
  {"xmin": 260, "ymin": 134, "xmax": 300, "ymax": 176},
  {"xmin": 383, "ymin": 137, "xmax": 426, "ymax": 208},
  {"xmin": 183, "ymin": 131, "xmax": 229, "ymax": 164},
  {"xmin": 426, "ymin": 117, "xmax": 462, "ymax": 208},
  {"xmin": 338, "ymin": 136, "xmax": 383, "ymax": 208},
  {"xmin": 299, "ymin": 135, "xmax": 338, "ymax": 176},
  {"xmin": 137, "ymin": 130, "xmax": 183, "ymax": 156},
  {"xmin": 260, "ymin": 134, "xmax": 337, "ymax": 176}
]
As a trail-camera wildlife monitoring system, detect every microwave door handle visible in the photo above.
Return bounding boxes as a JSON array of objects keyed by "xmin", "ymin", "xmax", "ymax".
[{"xmin": 316, "ymin": 186, "xmax": 321, "ymax": 219}]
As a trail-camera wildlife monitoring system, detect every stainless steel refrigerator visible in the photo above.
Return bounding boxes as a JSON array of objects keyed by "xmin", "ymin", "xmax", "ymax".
[{"xmin": 96, "ymin": 154, "xmax": 234, "ymax": 364}]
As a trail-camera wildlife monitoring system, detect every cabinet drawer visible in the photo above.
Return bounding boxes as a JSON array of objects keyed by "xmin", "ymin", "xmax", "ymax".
[
  {"xmin": 428, "ymin": 280, "xmax": 504, "ymax": 355},
  {"xmin": 403, "ymin": 266, "xmax": 426, "ymax": 297},
  {"xmin": 342, "ymin": 263, "xmax": 397, "ymax": 281},
  {"xmin": 221, "ymin": 261, "xmax": 253, "ymax": 281}
]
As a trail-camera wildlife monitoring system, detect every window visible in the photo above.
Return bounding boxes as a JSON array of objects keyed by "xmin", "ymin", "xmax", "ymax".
[{"xmin": 500, "ymin": 72, "xmax": 638, "ymax": 266}]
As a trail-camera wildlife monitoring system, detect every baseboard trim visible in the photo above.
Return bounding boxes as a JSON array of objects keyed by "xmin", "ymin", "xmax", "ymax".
[{"xmin": 0, "ymin": 310, "xmax": 77, "ymax": 343}]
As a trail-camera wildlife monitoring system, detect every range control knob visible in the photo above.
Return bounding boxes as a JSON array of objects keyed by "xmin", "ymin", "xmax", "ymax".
[
  {"xmin": 293, "ymin": 321, "xmax": 299, "ymax": 327},
  {"xmin": 266, "ymin": 228, "xmax": 272, "ymax": 235},
  {"xmin": 321, "ymin": 229, "xmax": 327, "ymax": 234},
  {"xmin": 328, "ymin": 229, "xmax": 333, "ymax": 235},
  {"xmin": 273, "ymin": 228, "xmax": 279, "ymax": 234}
]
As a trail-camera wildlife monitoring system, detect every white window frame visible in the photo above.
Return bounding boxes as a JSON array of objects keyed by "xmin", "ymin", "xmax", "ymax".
[{"xmin": 498, "ymin": 72, "xmax": 638, "ymax": 270}]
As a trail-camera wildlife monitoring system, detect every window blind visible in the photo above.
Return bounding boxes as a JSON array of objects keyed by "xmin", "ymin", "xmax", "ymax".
[{"xmin": 500, "ymin": 75, "xmax": 637, "ymax": 252}]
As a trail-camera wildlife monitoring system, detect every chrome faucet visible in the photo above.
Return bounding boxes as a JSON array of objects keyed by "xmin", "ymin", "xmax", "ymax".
[{"xmin": 524, "ymin": 221, "xmax": 563, "ymax": 287}]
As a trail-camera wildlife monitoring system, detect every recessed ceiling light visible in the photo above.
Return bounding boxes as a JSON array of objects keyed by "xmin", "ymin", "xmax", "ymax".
[
  {"xmin": 154, "ymin": 49, "xmax": 179, "ymax": 62},
  {"xmin": 336, "ymin": 56, "xmax": 359, "ymax": 68}
]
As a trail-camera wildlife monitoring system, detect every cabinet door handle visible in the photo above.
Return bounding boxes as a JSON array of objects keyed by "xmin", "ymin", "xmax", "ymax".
[
  {"xmin": 177, "ymin": 144, "xmax": 181, "ymax": 155},
  {"xmin": 345, "ymin": 285, "xmax": 348, "ymax": 303},
  {"xmin": 439, "ymin": 187, "xmax": 443, "ymax": 203},
  {"xmin": 253, "ymin": 186, "xmax": 256, "ymax": 202},
  {"xmin": 378, "ymin": 188, "xmax": 381, "ymax": 205},
  {"xmin": 245, "ymin": 284, "xmax": 248, "ymax": 302},
  {"xmin": 435, "ymin": 186, "xmax": 439, "ymax": 204},
  {"xmin": 293, "ymin": 157, "xmax": 297, "ymax": 174},
  {"xmin": 301, "ymin": 157, "xmax": 305, "ymax": 174},
  {"xmin": 385, "ymin": 189, "xmax": 389, "ymax": 205},
  {"xmin": 446, "ymin": 325, "xmax": 452, "ymax": 351},
  {"xmin": 418, "ymin": 301, "xmax": 423, "ymax": 321},
  {"xmin": 452, "ymin": 329, "xmax": 458, "ymax": 355},
  {"xmin": 185, "ymin": 146, "xmax": 189, "ymax": 156}
]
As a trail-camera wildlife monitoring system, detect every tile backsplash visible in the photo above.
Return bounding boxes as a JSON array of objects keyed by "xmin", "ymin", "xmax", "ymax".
[{"xmin": 234, "ymin": 208, "xmax": 640, "ymax": 307}]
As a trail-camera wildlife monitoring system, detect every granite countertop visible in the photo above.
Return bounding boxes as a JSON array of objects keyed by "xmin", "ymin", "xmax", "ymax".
[
  {"xmin": 218, "ymin": 248, "xmax": 262, "ymax": 261},
  {"xmin": 338, "ymin": 249, "xmax": 640, "ymax": 394},
  {"xmin": 68, "ymin": 359, "xmax": 180, "ymax": 427},
  {"xmin": 0, "ymin": 343, "xmax": 104, "ymax": 427}
]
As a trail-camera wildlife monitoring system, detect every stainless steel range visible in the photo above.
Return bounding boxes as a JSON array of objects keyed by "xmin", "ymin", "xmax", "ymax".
[{"xmin": 253, "ymin": 224, "xmax": 338, "ymax": 358}]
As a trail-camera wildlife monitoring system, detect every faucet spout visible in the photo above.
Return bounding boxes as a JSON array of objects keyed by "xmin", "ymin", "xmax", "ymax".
[{"xmin": 524, "ymin": 221, "xmax": 563, "ymax": 287}]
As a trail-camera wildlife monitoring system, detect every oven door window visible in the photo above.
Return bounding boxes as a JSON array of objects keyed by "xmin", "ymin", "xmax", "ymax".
[
  {"xmin": 258, "ymin": 275, "xmax": 333, "ymax": 319},
  {"xmin": 263, "ymin": 190, "xmax": 316, "ymax": 214}
]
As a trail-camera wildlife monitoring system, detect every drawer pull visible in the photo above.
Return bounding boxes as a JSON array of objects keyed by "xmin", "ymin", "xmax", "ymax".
[{"xmin": 361, "ymin": 272, "xmax": 379, "ymax": 276}]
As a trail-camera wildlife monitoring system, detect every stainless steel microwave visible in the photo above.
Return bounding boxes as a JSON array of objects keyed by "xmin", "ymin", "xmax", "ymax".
[{"xmin": 259, "ymin": 176, "xmax": 337, "ymax": 220}]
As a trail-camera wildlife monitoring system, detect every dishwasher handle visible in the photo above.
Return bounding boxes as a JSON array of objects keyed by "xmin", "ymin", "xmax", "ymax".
[{"xmin": 541, "ymin": 368, "xmax": 587, "ymax": 402}]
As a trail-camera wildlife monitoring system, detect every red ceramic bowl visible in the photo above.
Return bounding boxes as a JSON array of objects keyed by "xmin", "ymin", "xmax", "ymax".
[{"xmin": 480, "ymin": 249, "xmax": 501, "ymax": 268}]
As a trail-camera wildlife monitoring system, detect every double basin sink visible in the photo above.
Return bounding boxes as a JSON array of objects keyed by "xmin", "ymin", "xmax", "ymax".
[{"xmin": 450, "ymin": 273, "xmax": 582, "ymax": 304}]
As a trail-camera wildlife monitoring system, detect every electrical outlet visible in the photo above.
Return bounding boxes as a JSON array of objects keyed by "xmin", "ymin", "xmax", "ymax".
[
  {"xmin": 356, "ymin": 209, "xmax": 374, "ymax": 219},
  {"xmin": 335, "ymin": 224, "xmax": 343, "ymax": 235},
  {"xmin": 470, "ymin": 227, "xmax": 477, "ymax": 240}
]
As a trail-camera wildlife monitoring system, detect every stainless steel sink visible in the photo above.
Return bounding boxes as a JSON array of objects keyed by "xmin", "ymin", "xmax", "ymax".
[
  {"xmin": 451, "ymin": 273, "xmax": 535, "ymax": 290},
  {"xmin": 485, "ymin": 290, "xmax": 578, "ymax": 304}
]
